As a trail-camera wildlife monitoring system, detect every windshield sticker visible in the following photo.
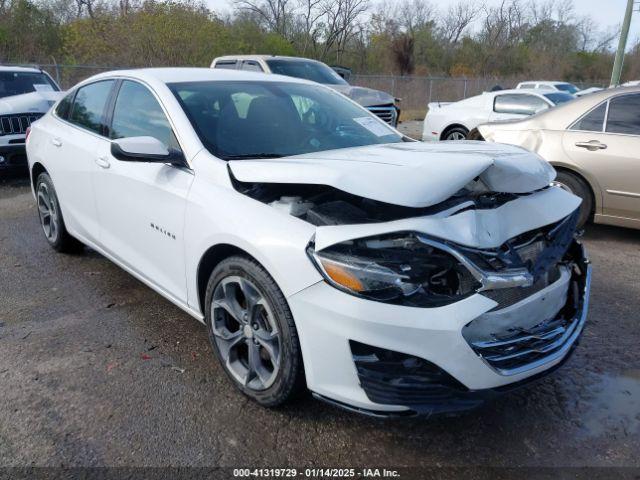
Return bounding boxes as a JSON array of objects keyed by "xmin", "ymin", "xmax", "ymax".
[
  {"xmin": 353, "ymin": 116, "xmax": 392, "ymax": 137},
  {"xmin": 33, "ymin": 84, "xmax": 54, "ymax": 93}
]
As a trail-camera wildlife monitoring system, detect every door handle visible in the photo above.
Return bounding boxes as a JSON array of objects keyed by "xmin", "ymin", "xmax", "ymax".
[
  {"xmin": 575, "ymin": 141, "xmax": 607, "ymax": 151},
  {"xmin": 51, "ymin": 138, "xmax": 62, "ymax": 147},
  {"xmin": 95, "ymin": 156, "xmax": 111, "ymax": 169}
]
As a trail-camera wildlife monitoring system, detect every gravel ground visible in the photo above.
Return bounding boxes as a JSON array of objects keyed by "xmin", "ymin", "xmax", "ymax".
[{"xmin": 1, "ymin": 149, "xmax": 639, "ymax": 469}]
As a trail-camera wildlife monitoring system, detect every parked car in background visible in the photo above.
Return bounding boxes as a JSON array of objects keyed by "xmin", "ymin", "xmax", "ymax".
[
  {"xmin": 474, "ymin": 87, "xmax": 640, "ymax": 229},
  {"xmin": 211, "ymin": 55, "xmax": 400, "ymax": 126},
  {"xmin": 27, "ymin": 68, "xmax": 590, "ymax": 416},
  {"xmin": 516, "ymin": 81, "xmax": 600, "ymax": 98},
  {"xmin": 516, "ymin": 81, "xmax": 580, "ymax": 95},
  {"xmin": 422, "ymin": 89, "xmax": 574, "ymax": 141},
  {"xmin": 0, "ymin": 66, "xmax": 63, "ymax": 171}
]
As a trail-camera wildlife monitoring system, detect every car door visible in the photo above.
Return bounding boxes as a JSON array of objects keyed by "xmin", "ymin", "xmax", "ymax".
[
  {"xmin": 93, "ymin": 79, "xmax": 194, "ymax": 302},
  {"xmin": 44, "ymin": 80, "xmax": 115, "ymax": 243},
  {"xmin": 562, "ymin": 94, "xmax": 640, "ymax": 221},
  {"xmin": 489, "ymin": 93, "xmax": 550, "ymax": 122}
]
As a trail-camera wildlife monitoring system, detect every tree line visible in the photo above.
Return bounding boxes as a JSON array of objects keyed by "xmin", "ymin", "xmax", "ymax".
[{"xmin": 1, "ymin": 0, "xmax": 639, "ymax": 82}]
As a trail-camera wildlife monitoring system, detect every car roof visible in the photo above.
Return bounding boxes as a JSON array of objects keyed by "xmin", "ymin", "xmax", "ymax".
[
  {"xmin": 489, "ymin": 88, "xmax": 547, "ymax": 96},
  {"xmin": 519, "ymin": 81, "xmax": 572, "ymax": 86},
  {"xmin": 214, "ymin": 55, "xmax": 323, "ymax": 63},
  {"xmin": 85, "ymin": 67, "xmax": 317, "ymax": 86},
  {"xmin": 0, "ymin": 65, "xmax": 44, "ymax": 73}
]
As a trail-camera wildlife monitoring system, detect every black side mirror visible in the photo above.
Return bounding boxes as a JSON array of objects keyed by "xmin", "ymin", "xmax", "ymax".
[{"xmin": 111, "ymin": 136, "xmax": 188, "ymax": 168}]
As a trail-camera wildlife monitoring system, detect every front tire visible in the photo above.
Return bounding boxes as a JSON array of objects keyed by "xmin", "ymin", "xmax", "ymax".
[
  {"xmin": 35, "ymin": 172, "xmax": 84, "ymax": 253},
  {"xmin": 552, "ymin": 171, "xmax": 593, "ymax": 227},
  {"xmin": 204, "ymin": 256, "xmax": 305, "ymax": 407}
]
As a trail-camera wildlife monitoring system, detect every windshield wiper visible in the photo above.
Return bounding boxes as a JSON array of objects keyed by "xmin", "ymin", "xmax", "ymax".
[{"xmin": 223, "ymin": 153, "xmax": 285, "ymax": 160}]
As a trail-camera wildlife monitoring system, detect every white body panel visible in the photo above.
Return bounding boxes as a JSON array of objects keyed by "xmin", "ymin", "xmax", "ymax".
[
  {"xmin": 26, "ymin": 68, "xmax": 588, "ymax": 414},
  {"xmin": 422, "ymin": 89, "xmax": 554, "ymax": 141}
]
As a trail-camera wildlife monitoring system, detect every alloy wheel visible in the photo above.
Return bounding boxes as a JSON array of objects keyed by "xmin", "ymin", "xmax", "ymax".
[
  {"xmin": 447, "ymin": 131, "xmax": 467, "ymax": 141},
  {"xmin": 211, "ymin": 276, "xmax": 281, "ymax": 391},
  {"xmin": 37, "ymin": 182, "xmax": 59, "ymax": 243}
]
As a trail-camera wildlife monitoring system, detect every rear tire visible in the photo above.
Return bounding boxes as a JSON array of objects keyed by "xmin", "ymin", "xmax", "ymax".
[
  {"xmin": 204, "ymin": 255, "xmax": 305, "ymax": 407},
  {"xmin": 552, "ymin": 171, "xmax": 593, "ymax": 227},
  {"xmin": 35, "ymin": 172, "xmax": 84, "ymax": 253},
  {"xmin": 443, "ymin": 126, "xmax": 469, "ymax": 141}
]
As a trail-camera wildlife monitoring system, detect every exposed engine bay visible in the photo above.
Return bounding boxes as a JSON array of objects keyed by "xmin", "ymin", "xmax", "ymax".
[{"xmin": 231, "ymin": 174, "xmax": 522, "ymax": 227}]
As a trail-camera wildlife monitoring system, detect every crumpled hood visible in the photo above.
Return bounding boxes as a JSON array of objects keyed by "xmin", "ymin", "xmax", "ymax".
[
  {"xmin": 0, "ymin": 91, "xmax": 64, "ymax": 114},
  {"xmin": 326, "ymin": 84, "xmax": 395, "ymax": 107},
  {"xmin": 228, "ymin": 141, "xmax": 557, "ymax": 208}
]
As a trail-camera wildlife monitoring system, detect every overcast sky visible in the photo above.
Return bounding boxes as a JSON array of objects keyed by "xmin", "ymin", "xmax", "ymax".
[{"xmin": 204, "ymin": 0, "xmax": 640, "ymax": 45}]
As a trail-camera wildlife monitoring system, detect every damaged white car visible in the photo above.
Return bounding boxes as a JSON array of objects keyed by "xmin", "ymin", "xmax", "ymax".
[{"xmin": 26, "ymin": 68, "xmax": 591, "ymax": 416}]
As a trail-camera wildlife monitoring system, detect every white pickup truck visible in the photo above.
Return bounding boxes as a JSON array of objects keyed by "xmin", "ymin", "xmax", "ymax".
[{"xmin": 0, "ymin": 66, "xmax": 64, "ymax": 172}]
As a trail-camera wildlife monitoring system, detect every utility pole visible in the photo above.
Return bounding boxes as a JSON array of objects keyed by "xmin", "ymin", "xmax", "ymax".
[{"xmin": 610, "ymin": 0, "xmax": 636, "ymax": 87}]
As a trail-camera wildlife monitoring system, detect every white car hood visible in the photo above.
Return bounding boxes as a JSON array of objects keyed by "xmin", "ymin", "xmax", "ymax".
[
  {"xmin": 228, "ymin": 141, "xmax": 556, "ymax": 209},
  {"xmin": 0, "ymin": 91, "xmax": 64, "ymax": 114}
]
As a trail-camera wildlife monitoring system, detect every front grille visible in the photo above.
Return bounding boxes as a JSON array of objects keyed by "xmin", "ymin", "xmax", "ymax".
[
  {"xmin": 0, "ymin": 113, "xmax": 43, "ymax": 136},
  {"xmin": 367, "ymin": 104, "xmax": 397, "ymax": 125},
  {"xmin": 463, "ymin": 241, "xmax": 590, "ymax": 375}
]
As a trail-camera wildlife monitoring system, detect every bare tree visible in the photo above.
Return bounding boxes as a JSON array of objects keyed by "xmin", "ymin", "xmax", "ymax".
[
  {"xmin": 296, "ymin": 0, "xmax": 325, "ymax": 55},
  {"xmin": 397, "ymin": 0, "xmax": 435, "ymax": 34},
  {"xmin": 319, "ymin": 0, "xmax": 369, "ymax": 62},
  {"xmin": 440, "ymin": 0, "xmax": 480, "ymax": 44},
  {"xmin": 234, "ymin": 0, "xmax": 293, "ymax": 38}
]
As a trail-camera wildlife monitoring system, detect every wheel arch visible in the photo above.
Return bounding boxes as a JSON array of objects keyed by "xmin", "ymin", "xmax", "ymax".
[
  {"xmin": 440, "ymin": 123, "xmax": 470, "ymax": 140},
  {"xmin": 30, "ymin": 162, "xmax": 48, "ymax": 193},
  {"xmin": 552, "ymin": 164, "xmax": 599, "ymax": 216}
]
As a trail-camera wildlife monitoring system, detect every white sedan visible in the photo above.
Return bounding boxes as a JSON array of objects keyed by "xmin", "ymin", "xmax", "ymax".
[
  {"xmin": 423, "ymin": 89, "xmax": 574, "ymax": 141},
  {"xmin": 26, "ymin": 68, "xmax": 590, "ymax": 416}
]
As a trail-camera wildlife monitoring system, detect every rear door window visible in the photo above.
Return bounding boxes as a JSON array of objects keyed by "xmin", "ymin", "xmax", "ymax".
[
  {"xmin": 571, "ymin": 103, "xmax": 607, "ymax": 132},
  {"xmin": 605, "ymin": 94, "xmax": 640, "ymax": 136},
  {"xmin": 55, "ymin": 91, "xmax": 75, "ymax": 120},
  {"xmin": 69, "ymin": 80, "xmax": 114, "ymax": 135},
  {"xmin": 214, "ymin": 60, "xmax": 238, "ymax": 70}
]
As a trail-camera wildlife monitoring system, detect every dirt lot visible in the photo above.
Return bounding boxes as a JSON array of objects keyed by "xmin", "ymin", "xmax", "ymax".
[{"xmin": 1, "ymin": 149, "xmax": 639, "ymax": 470}]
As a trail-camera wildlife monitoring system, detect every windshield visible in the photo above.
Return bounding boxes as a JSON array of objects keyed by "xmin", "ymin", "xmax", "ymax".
[
  {"xmin": 545, "ymin": 92, "xmax": 575, "ymax": 105},
  {"xmin": 265, "ymin": 59, "xmax": 348, "ymax": 85},
  {"xmin": 554, "ymin": 83, "xmax": 579, "ymax": 94},
  {"xmin": 169, "ymin": 81, "xmax": 402, "ymax": 160},
  {"xmin": 0, "ymin": 71, "xmax": 59, "ymax": 98}
]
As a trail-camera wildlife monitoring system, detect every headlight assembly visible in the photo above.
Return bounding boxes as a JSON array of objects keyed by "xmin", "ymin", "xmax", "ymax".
[{"xmin": 307, "ymin": 233, "xmax": 481, "ymax": 307}]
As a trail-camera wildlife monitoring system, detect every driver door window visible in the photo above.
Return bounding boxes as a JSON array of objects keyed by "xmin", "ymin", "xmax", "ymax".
[{"xmin": 110, "ymin": 80, "xmax": 179, "ymax": 150}]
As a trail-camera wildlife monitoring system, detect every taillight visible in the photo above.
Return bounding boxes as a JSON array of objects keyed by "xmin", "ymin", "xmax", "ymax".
[{"xmin": 25, "ymin": 127, "xmax": 31, "ymax": 142}]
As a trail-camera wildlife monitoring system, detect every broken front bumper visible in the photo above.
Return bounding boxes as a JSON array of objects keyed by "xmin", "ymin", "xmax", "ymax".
[{"xmin": 289, "ymin": 241, "xmax": 591, "ymax": 416}]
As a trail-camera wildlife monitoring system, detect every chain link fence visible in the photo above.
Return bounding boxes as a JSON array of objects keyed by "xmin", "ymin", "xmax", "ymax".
[
  {"xmin": 16, "ymin": 64, "xmax": 609, "ymax": 119},
  {"xmin": 350, "ymin": 75, "xmax": 608, "ymax": 118}
]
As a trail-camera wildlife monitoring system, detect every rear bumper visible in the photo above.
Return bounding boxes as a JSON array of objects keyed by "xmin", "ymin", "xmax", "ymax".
[{"xmin": 0, "ymin": 143, "xmax": 27, "ymax": 170}]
